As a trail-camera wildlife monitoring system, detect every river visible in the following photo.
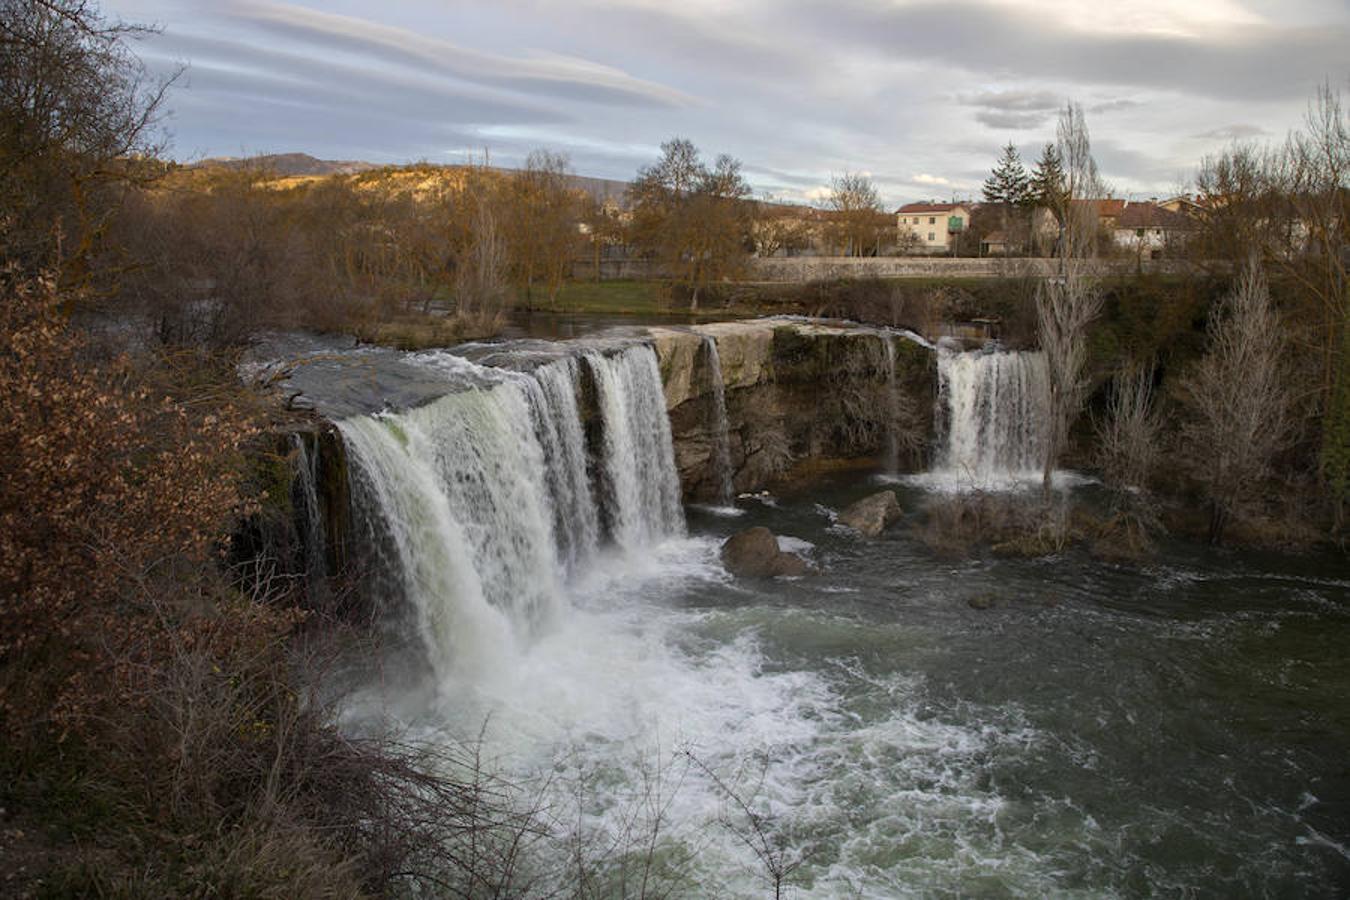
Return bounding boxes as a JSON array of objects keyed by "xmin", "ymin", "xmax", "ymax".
[{"xmin": 277, "ymin": 325, "xmax": 1350, "ymax": 896}]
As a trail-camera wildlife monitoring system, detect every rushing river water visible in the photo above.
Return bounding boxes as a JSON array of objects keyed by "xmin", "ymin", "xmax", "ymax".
[
  {"xmin": 279, "ymin": 324, "xmax": 1349, "ymax": 897},
  {"xmin": 343, "ymin": 473, "xmax": 1350, "ymax": 897}
]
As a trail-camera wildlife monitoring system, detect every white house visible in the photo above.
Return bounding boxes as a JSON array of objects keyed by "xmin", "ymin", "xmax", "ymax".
[
  {"xmin": 896, "ymin": 202, "xmax": 972, "ymax": 254},
  {"xmin": 1112, "ymin": 202, "xmax": 1195, "ymax": 258}
]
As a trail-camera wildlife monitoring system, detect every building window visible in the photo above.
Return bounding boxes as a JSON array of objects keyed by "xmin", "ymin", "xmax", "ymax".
[
  {"xmin": 913, "ymin": 217, "xmax": 920, "ymax": 224},
  {"xmin": 928, "ymin": 216, "xmax": 936, "ymax": 224},
  {"xmin": 927, "ymin": 232, "xmax": 936, "ymax": 241},
  {"xmin": 1136, "ymin": 228, "xmax": 1144, "ymax": 237}
]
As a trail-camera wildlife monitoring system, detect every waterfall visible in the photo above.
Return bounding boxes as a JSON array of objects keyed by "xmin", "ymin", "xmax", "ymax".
[
  {"xmin": 933, "ymin": 346, "xmax": 1049, "ymax": 486},
  {"xmin": 701, "ymin": 336, "xmax": 735, "ymax": 505},
  {"xmin": 334, "ymin": 342, "xmax": 684, "ymax": 679},
  {"xmin": 524, "ymin": 358, "xmax": 600, "ymax": 574},
  {"xmin": 882, "ymin": 335, "xmax": 900, "ymax": 476},
  {"xmin": 585, "ymin": 345, "xmax": 686, "ymax": 549}
]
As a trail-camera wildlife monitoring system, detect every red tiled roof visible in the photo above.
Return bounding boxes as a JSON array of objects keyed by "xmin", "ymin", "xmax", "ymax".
[
  {"xmin": 896, "ymin": 202, "xmax": 967, "ymax": 214},
  {"xmin": 1069, "ymin": 198, "xmax": 1127, "ymax": 217},
  {"xmin": 1117, "ymin": 202, "xmax": 1194, "ymax": 230}
]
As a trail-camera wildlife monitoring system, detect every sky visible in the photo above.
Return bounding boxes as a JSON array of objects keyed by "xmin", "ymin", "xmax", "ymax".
[{"xmin": 108, "ymin": 0, "xmax": 1350, "ymax": 209}]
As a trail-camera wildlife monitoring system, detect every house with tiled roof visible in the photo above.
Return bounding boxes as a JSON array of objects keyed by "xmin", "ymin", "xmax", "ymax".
[
  {"xmin": 1113, "ymin": 201, "xmax": 1195, "ymax": 258},
  {"xmin": 1030, "ymin": 198, "xmax": 1135, "ymax": 256},
  {"xmin": 895, "ymin": 202, "xmax": 972, "ymax": 254}
]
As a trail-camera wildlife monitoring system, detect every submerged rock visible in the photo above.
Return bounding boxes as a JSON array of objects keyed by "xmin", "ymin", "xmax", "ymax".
[
  {"xmin": 967, "ymin": 593, "xmax": 998, "ymax": 610},
  {"xmin": 837, "ymin": 490, "xmax": 902, "ymax": 537},
  {"xmin": 720, "ymin": 527, "xmax": 810, "ymax": 577}
]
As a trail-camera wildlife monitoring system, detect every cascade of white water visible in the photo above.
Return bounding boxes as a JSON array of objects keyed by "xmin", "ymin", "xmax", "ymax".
[
  {"xmin": 701, "ymin": 336, "xmax": 735, "ymax": 505},
  {"xmin": 935, "ymin": 347, "xmax": 1049, "ymax": 485},
  {"xmin": 335, "ymin": 341, "xmax": 684, "ymax": 678},
  {"xmin": 882, "ymin": 335, "xmax": 900, "ymax": 476},
  {"xmin": 337, "ymin": 408, "xmax": 519, "ymax": 678},
  {"xmin": 528, "ymin": 358, "xmax": 600, "ymax": 573},
  {"xmin": 585, "ymin": 344, "xmax": 685, "ymax": 548}
]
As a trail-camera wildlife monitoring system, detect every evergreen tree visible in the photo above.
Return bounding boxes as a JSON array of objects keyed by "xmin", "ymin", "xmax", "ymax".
[
  {"xmin": 1029, "ymin": 142, "xmax": 1068, "ymax": 213},
  {"xmin": 982, "ymin": 142, "xmax": 1030, "ymax": 206}
]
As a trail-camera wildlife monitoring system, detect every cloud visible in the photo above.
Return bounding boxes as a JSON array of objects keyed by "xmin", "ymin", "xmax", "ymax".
[
  {"xmin": 1194, "ymin": 123, "xmax": 1269, "ymax": 140},
  {"xmin": 741, "ymin": 163, "xmax": 826, "ymax": 188},
  {"xmin": 149, "ymin": 34, "xmax": 568, "ymax": 126},
  {"xmin": 973, "ymin": 109, "xmax": 1053, "ymax": 129},
  {"xmin": 960, "ymin": 88, "xmax": 1061, "ymax": 130},
  {"xmin": 1089, "ymin": 98, "xmax": 1141, "ymax": 114},
  {"xmin": 912, "ymin": 173, "xmax": 952, "ymax": 186},
  {"xmin": 797, "ymin": 0, "xmax": 1350, "ymax": 102},
  {"xmin": 224, "ymin": 0, "xmax": 693, "ymax": 109},
  {"xmin": 960, "ymin": 89, "xmax": 1062, "ymax": 112}
]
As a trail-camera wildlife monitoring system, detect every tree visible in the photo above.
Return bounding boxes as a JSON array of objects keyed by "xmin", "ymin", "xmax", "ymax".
[
  {"xmin": 629, "ymin": 138, "xmax": 753, "ymax": 310},
  {"xmin": 751, "ymin": 202, "xmax": 814, "ymax": 258},
  {"xmin": 1037, "ymin": 102, "xmax": 1105, "ymax": 498},
  {"xmin": 825, "ymin": 171, "xmax": 885, "ymax": 257},
  {"xmin": 1028, "ymin": 143, "xmax": 1068, "ymax": 255},
  {"xmin": 1028, "ymin": 143, "xmax": 1068, "ymax": 213},
  {"xmin": 982, "ymin": 142, "xmax": 1031, "ymax": 207},
  {"xmin": 1093, "ymin": 364, "xmax": 1164, "ymax": 549},
  {"xmin": 1057, "ymin": 102, "xmax": 1105, "ymax": 263},
  {"xmin": 454, "ymin": 169, "xmax": 511, "ymax": 327},
  {"xmin": 1281, "ymin": 84, "xmax": 1349, "ymax": 517},
  {"xmin": 504, "ymin": 150, "xmax": 581, "ymax": 306},
  {"xmin": 580, "ymin": 196, "xmax": 626, "ymax": 281},
  {"xmin": 0, "ymin": 0, "xmax": 177, "ymax": 284},
  {"xmin": 982, "ymin": 143, "xmax": 1031, "ymax": 255},
  {"xmin": 1191, "ymin": 83, "xmax": 1349, "ymax": 523},
  {"xmin": 1177, "ymin": 262, "xmax": 1293, "ymax": 543}
]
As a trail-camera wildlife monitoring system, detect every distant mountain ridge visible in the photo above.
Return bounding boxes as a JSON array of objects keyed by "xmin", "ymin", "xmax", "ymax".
[
  {"xmin": 193, "ymin": 153, "xmax": 379, "ymax": 177},
  {"xmin": 192, "ymin": 153, "xmax": 633, "ymax": 204}
]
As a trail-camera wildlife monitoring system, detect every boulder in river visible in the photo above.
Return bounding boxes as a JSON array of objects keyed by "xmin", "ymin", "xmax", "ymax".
[
  {"xmin": 837, "ymin": 490, "xmax": 902, "ymax": 537},
  {"xmin": 720, "ymin": 527, "xmax": 810, "ymax": 577}
]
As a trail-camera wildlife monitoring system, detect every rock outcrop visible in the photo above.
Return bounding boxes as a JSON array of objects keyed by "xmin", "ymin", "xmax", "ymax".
[
  {"xmin": 720, "ymin": 527, "xmax": 810, "ymax": 578},
  {"xmin": 837, "ymin": 490, "xmax": 903, "ymax": 536},
  {"xmin": 647, "ymin": 320, "xmax": 936, "ymax": 501}
]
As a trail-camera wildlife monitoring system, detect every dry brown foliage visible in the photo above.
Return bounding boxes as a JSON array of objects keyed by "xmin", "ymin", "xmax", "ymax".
[{"xmin": 0, "ymin": 269, "xmax": 270, "ymax": 736}]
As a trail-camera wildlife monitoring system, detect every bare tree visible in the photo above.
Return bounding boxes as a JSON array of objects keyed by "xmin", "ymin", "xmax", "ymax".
[
  {"xmin": 750, "ymin": 202, "xmax": 814, "ymax": 258},
  {"xmin": 1281, "ymin": 83, "xmax": 1349, "ymax": 516},
  {"xmin": 1178, "ymin": 261, "xmax": 1294, "ymax": 543},
  {"xmin": 825, "ymin": 171, "xmax": 885, "ymax": 257},
  {"xmin": 1095, "ymin": 366, "xmax": 1162, "ymax": 495},
  {"xmin": 1191, "ymin": 83, "xmax": 1348, "ymax": 521},
  {"xmin": 1037, "ymin": 102, "xmax": 1105, "ymax": 497},
  {"xmin": 580, "ymin": 196, "xmax": 625, "ymax": 282},
  {"xmin": 455, "ymin": 196, "xmax": 510, "ymax": 328},
  {"xmin": 628, "ymin": 138, "xmax": 753, "ymax": 310},
  {"xmin": 0, "ymin": 0, "xmax": 178, "ymax": 284},
  {"xmin": 1093, "ymin": 365, "xmax": 1164, "ymax": 552},
  {"xmin": 506, "ymin": 149, "xmax": 581, "ymax": 306}
]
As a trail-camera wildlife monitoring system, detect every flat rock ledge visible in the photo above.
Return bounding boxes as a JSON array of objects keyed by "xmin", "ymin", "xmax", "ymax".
[
  {"xmin": 837, "ymin": 490, "xmax": 903, "ymax": 537},
  {"xmin": 720, "ymin": 527, "xmax": 811, "ymax": 578}
]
